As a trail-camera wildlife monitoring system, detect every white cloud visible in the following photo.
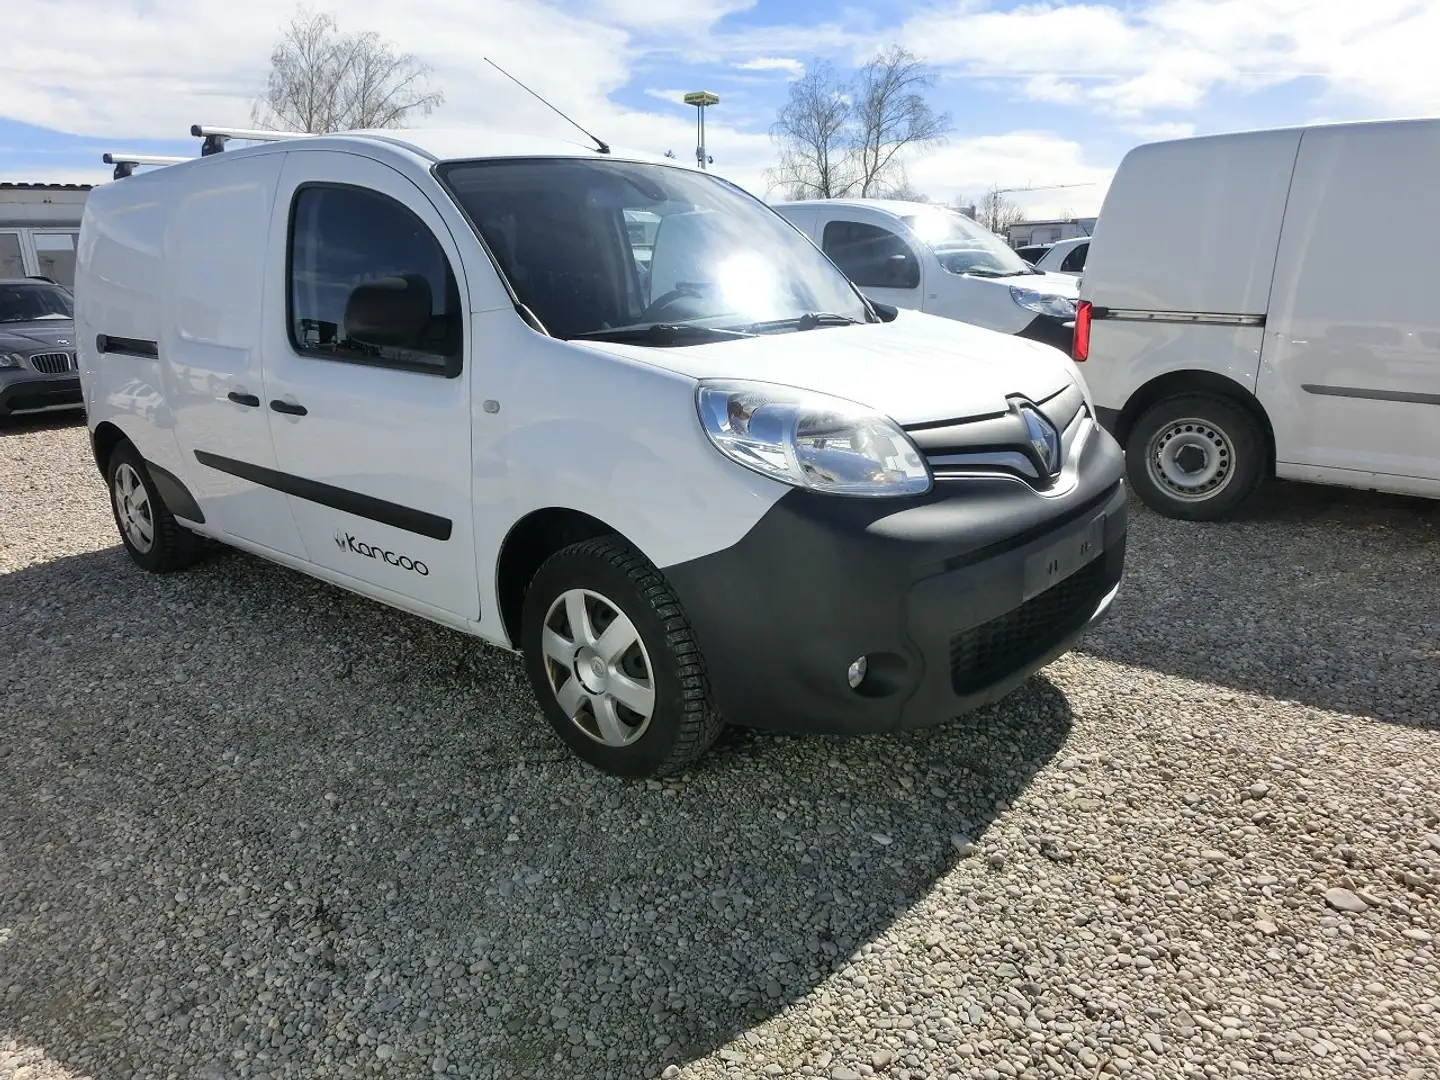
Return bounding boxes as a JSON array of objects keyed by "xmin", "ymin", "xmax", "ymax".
[
  {"xmin": 0, "ymin": 0, "xmax": 784, "ymax": 196},
  {"xmin": 900, "ymin": 132, "xmax": 1116, "ymax": 219},
  {"xmin": 901, "ymin": 0, "xmax": 1440, "ymax": 118},
  {"xmin": 736, "ymin": 57, "xmax": 805, "ymax": 79},
  {"xmin": 1122, "ymin": 120, "xmax": 1197, "ymax": 142}
]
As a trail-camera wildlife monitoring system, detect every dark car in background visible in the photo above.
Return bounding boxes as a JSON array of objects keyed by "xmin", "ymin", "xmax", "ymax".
[{"xmin": 0, "ymin": 277, "xmax": 83, "ymax": 419}]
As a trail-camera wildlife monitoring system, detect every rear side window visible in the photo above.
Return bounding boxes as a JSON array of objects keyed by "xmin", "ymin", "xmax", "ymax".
[
  {"xmin": 1061, "ymin": 242, "xmax": 1088, "ymax": 273},
  {"xmin": 821, "ymin": 220, "xmax": 921, "ymax": 289},
  {"xmin": 287, "ymin": 184, "xmax": 462, "ymax": 376}
]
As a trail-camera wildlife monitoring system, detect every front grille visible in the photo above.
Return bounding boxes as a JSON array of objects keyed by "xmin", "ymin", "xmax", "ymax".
[
  {"xmin": 29, "ymin": 351, "xmax": 72, "ymax": 374},
  {"xmin": 949, "ymin": 554, "xmax": 1109, "ymax": 694}
]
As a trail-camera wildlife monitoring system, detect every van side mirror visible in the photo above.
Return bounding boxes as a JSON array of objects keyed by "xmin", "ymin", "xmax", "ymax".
[{"xmin": 344, "ymin": 275, "xmax": 433, "ymax": 349}]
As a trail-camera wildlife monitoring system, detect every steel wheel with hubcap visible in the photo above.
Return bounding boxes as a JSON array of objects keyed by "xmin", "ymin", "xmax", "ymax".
[
  {"xmin": 521, "ymin": 536, "xmax": 724, "ymax": 778},
  {"xmin": 113, "ymin": 462, "xmax": 155, "ymax": 554},
  {"xmin": 105, "ymin": 439, "xmax": 207, "ymax": 573},
  {"xmin": 1125, "ymin": 392, "xmax": 1267, "ymax": 521},
  {"xmin": 541, "ymin": 587, "xmax": 656, "ymax": 748}
]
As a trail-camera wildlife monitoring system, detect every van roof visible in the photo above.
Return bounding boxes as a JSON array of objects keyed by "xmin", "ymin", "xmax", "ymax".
[
  {"xmin": 105, "ymin": 126, "xmax": 693, "ymax": 182},
  {"xmin": 773, "ymin": 198, "xmax": 943, "ymax": 218}
]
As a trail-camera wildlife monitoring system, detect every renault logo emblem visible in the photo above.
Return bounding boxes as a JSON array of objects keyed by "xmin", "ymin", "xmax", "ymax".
[{"xmin": 1019, "ymin": 403, "xmax": 1061, "ymax": 475}]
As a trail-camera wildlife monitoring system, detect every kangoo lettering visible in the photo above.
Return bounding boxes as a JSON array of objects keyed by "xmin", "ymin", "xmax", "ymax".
[{"xmin": 334, "ymin": 531, "xmax": 429, "ymax": 576}]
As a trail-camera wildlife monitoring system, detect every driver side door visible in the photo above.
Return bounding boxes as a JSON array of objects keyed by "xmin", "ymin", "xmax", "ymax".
[
  {"xmin": 816, "ymin": 215, "xmax": 925, "ymax": 310},
  {"xmin": 255, "ymin": 149, "xmax": 480, "ymax": 620}
]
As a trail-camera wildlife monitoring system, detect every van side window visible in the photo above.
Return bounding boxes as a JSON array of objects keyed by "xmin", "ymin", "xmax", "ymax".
[
  {"xmin": 1061, "ymin": 242, "xmax": 1088, "ymax": 273},
  {"xmin": 821, "ymin": 220, "xmax": 921, "ymax": 289},
  {"xmin": 287, "ymin": 184, "xmax": 462, "ymax": 376}
]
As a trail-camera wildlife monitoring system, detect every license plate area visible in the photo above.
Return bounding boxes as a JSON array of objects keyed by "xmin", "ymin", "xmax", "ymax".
[{"xmin": 1022, "ymin": 512, "xmax": 1105, "ymax": 601}]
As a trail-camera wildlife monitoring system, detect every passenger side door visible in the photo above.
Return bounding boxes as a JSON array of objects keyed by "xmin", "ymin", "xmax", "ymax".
[
  {"xmin": 816, "ymin": 216, "xmax": 924, "ymax": 310},
  {"xmin": 258, "ymin": 150, "xmax": 479, "ymax": 620}
]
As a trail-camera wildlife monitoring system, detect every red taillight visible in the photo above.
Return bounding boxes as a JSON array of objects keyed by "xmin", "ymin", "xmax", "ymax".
[{"xmin": 1072, "ymin": 300, "xmax": 1091, "ymax": 362}]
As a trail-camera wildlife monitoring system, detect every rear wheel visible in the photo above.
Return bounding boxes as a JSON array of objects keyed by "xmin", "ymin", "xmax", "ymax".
[
  {"xmin": 105, "ymin": 440, "xmax": 206, "ymax": 572},
  {"xmin": 520, "ymin": 536, "xmax": 724, "ymax": 778},
  {"xmin": 1124, "ymin": 393, "xmax": 1267, "ymax": 521}
]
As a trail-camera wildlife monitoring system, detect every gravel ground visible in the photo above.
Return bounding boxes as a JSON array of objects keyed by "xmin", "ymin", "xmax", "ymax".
[{"xmin": 1, "ymin": 415, "xmax": 1437, "ymax": 1080}]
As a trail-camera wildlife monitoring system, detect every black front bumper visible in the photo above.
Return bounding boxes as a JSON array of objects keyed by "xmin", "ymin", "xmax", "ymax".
[
  {"xmin": 1016, "ymin": 313, "xmax": 1075, "ymax": 354},
  {"xmin": 0, "ymin": 373, "xmax": 83, "ymax": 416},
  {"xmin": 663, "ymin": 425, "xmax": 1128, "ymax": 736}
]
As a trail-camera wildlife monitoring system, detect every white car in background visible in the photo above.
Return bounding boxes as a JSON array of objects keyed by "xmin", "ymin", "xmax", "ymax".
[
  {"xmin": 774, "ymin": 198, "xmax": 1080, "ymax": 353},
  {"xmin": 1030, "ymin": 236, "xmax": 1090, "ymax": 277}
]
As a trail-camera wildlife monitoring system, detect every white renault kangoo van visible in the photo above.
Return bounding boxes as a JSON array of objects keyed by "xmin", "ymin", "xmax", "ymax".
[
  {"xmin": 75, "ymin": 126, "xmax": 1127, "ymax": 777},
  {"xmin": 1076, "ymin": 118, "xmax": 1440, "ymax": 519}
]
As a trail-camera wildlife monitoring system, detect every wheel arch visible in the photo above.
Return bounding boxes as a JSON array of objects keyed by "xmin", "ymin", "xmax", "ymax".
[
  {"xmin": 1118, "ymin": 369, "xmax": 1276, "ymax": 471},
  {"xmin": 90, "ymin": 419, "xmax": 129, "ymax": 478},
  {"xmin": 494, "ymin": 507, "xmax": 632, "ymax": 649}
]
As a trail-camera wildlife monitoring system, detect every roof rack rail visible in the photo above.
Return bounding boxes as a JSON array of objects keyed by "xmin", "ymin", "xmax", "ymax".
[
  {"xmin": 102, "ymin": 152, "xmax": 191, "ymax": 180},
  {"xmin": 190, "ymin": 124, "xmax": 311, "ymax": 156}
]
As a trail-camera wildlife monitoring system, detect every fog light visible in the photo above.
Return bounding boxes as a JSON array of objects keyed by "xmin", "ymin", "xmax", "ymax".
[{"xmin": 846, "ymin": 655, "xmax": 868, "ymax": 689}]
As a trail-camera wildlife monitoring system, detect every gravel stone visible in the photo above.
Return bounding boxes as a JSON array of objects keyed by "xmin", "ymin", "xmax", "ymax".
[
  {"xmin": 3, "ymin": 421, "xmax": 1439, "ymax": 1080},
  {"xmin": 1324, "ymin": 887, "xmax": 1370, "ymax": 913}
]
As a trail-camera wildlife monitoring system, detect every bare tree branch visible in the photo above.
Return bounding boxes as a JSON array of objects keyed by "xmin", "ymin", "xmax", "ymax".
[
  {"xmin": 766, "ymin": 61, "xmax": 857, "ymax": 199},
  {"xmin": 251, "ymin": 6, "xmax": 444, "ymax": 133},
  {"xmin": 849, "ymin": 46, "xmax": 951, "ymax": 198},
  {"xmin": 974, "ymin": 185, "xmax": 1027, "ymax": 236}
]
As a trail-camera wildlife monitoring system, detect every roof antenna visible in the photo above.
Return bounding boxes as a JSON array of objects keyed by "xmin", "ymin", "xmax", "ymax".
[{"xmin": 483, "ymin": 58, "xmax": 610, "ymax": 155}]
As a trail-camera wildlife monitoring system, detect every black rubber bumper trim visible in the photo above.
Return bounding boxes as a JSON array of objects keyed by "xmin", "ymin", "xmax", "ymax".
[
  {"xmin": 194, "ymin": 450, "xmax": 453, "ymax": 541},
  {"xmin": 0, "ymin": 374, "xmax": 82, "ymax": 415},
  {"xmin": 144, "ymin": 458, "xmax": 206, "ymax": 524},
  {"xmin": 663, "ymin": 424, "xmax": 1129, "ymax": 737},
  {"xmin": 1015, "ymin": 313, "xmax": 1075, "ymax": 353}
]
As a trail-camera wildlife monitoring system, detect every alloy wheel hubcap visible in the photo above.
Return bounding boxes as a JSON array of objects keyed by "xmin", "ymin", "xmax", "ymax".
[
  {"xmin": 541, "ymin": 588, "xmax": 656, "ymax": 747},
  {"xmin": 113, "ymin": 463, "xmax": 155, "ymax": 553}
]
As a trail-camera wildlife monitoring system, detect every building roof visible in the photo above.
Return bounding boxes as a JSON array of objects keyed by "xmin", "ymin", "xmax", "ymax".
[{"xmin": 0, "ymin": 182, "xmax": 95, "ymax": 191}]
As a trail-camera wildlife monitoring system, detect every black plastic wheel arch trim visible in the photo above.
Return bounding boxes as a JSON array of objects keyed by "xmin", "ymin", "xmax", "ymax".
[
  {"xmin": 143, "ymin": 459, "xmax": 206, "ymax": 524},
  {"xmin": 193, "ymin": 450, "xmax": 453, "ymax": 541}
]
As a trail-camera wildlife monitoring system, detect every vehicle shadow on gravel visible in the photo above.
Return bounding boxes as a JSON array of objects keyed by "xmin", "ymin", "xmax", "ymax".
[
  {"xmin": 0, "ymin": 410, "xmax": 86, "ymax": 436},
  {"xmin": 1079, "ymin": 482, "xmax": 1439, "ymax": 729},
  {"xmin": 0, "ymin": 544, "xmax": 1075, "ymax": 1080}
]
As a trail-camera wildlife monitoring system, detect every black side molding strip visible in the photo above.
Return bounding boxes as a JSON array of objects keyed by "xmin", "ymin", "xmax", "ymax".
[
  {"xmin": 96, "ymin": 334, "xmax": 159, "ymax": 358},
  {"xmin": 1087, "ymin": 307, "xmax": 1265, "ymax": 328},
  {"xmin": 144, "ymin": 459, "xmax": 206, "ymax": 524},
  {"xmin": 194, "ymin": 451, "xmax": 453, "ymax": 541},
  {"xmin": 1301, "ymin": 383, "xmax": 1440, "ymax": 407}
]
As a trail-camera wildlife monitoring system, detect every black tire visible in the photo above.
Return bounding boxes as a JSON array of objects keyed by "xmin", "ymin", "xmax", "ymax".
[
  {"xmin": 520, "ymin": 536, "xmax": 725, "ymax": 778},
  {"xmin": 1124, "ymin": 393, "xmax": 1268, "ymax": 521},
  {"xmin": 105, "ymin": 440, "xmax": 207, "ymax": 573}
]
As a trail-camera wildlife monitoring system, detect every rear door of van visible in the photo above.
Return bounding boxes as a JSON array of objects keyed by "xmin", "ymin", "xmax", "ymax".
[
  {"xmin": 1257, "ymin": 120, "xmax": 1440, "ymax": 487},
  {"xmin": 255, "ymin": 149, "xmax": 481, "ymax": 620}
]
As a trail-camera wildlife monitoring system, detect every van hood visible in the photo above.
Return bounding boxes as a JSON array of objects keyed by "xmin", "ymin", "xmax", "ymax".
[{"xmin": 575, "ymin": 307, "xmax": 1080, "ymax": 426}]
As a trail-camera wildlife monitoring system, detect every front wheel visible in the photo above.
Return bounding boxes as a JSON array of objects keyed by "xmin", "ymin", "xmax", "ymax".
[
  {"xmin": 1124, "ymin": 393, "xmax": 1268, "ymax": 521},
  {"xmin": 520, "ymin": 537, "xmax": 725, "ymax": 778}
]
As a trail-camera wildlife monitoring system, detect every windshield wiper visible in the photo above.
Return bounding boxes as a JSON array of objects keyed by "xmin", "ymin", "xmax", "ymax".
[
  {"xmin": 742, "ymin": 311, "xmax": 862, "ymax": 333},
  {"xmin": 567, "ymin": 323, "xmax": 756, "ymax": 346}
]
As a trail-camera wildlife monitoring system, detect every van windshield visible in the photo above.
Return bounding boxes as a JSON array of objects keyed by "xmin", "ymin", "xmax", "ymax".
[
  {"xmin": 901, "ymin": 208, "xmax": 1038, "ymax": 278},
  {"xmin": 435, "ymin": 158, "xmax": 872, "ymax": 343}
]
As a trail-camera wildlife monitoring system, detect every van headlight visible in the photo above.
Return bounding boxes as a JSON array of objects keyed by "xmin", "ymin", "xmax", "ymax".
[
  {"xmin": 696, "ymin": 379, "xmax": 932, "ymax": 497},
  {"xmin": 1009, "ymin": 287, "xmax": 1076, "ymax": 320}
]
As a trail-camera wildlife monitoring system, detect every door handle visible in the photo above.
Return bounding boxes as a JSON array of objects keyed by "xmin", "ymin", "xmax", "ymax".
[
  {"xmin": 269, "ymin": 399, "xmax": 308, "ymax": 416},
  {"xmin": 227, "ymin": 391, "xmax": 260, "ymax": 407}
]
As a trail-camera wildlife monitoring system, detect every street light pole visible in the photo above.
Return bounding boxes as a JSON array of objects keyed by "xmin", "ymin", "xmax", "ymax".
[{"xmin": 684, "ymin": 91, "xmax": 719, "ymax": 170}]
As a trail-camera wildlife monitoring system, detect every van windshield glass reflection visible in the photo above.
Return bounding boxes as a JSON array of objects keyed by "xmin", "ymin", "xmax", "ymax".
[{"xmin": 436, "ymin": 159, "xmax": 872, "ymax": 342}]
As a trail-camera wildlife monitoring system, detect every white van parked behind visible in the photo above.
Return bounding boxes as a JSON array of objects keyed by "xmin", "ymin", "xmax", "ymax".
[
  {"xmin": 1075, "ymin": 117, "xmax": 1440, "ymax": 519},
  {"xmin": 773, "ymin": 199, "xmax": 1080, "ymax": 353},
  {"xmin": 76, "ymin": 125, "xmax": 1128, "ymax": 777}
]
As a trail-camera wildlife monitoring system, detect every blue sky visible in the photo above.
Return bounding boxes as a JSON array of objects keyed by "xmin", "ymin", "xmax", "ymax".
[{"xmin": 2, "ymin": 0, "xmax": 1436, "ymax": 218}]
